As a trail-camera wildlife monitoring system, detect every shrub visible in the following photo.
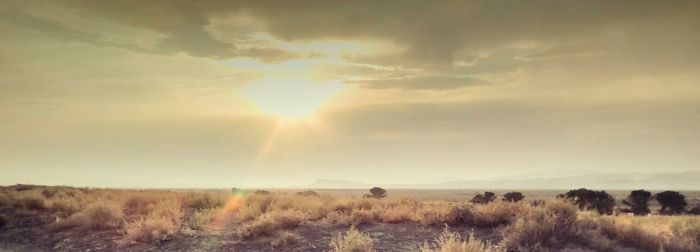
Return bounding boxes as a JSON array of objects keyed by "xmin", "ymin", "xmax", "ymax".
[
  {"xmin": 125, "ymin": 216, "xmax": 178, "ymax": 243},
  {"xmin": 41, "ymin": 188, "xmax": 59, "ymax": 198},
  {"xmin": 254, "ymin": 190, "xmax": 271, "ymax": 195},
  {"xmin": 186, "ymin": 209, "xmax": 217, "ymax": 231},
  {"xmin": 183, "ymin": 192, "xmax": 226, "ymax": 210},
  {"xmin": 330, "ymin": 226, "xmax": 374, "ymax": 252},
  {"xmin": 622, "ymin": 190, "xmax": 652, "ymax": 216},
  {"xmin": 420, "ymin": 228, "xmax": 503, "ymax": 252},
  {"xmin": 82, "ymin": 202, "xmax": 125, "ymax": 229},
  {"xmin": 466, "ymin": 202, "xmax": 522, "ymax": 227},
  {"xmin": 49, "ymin": 197, "xmax": 81, "ymax": 217},
  {"xmin": 51, "ymin": 202, "xmax": 124, "ymax": 231},
  {"xmin": 239, "ymin": 214, "xmax": 277, "ymax": 239},
  {"xmin": 655, "ymin": 191, "xmax": 687, "ymax": 215},
  {"xmin": 296, "ymin": 190, "xmax": 320, "ymax": 197},
  {"xmin": 350, "ymin": 209, "xmax": 377, "ymax": 226},
  {"xmin": 238, "ymin": 209, "xmax": 306, "ymax": 239},
  {"xmin": 0, "ymin": 193, "xmax": 9, "ymax": 206},
  {"xmin": 471, "ymin": 192, "xmax": 496, "ymax": 204},
  {"xmin": 124, "ymin": 195, "xmax": 159, "ymax": 216},
  {"xmin": 500, "ymin": 201, "xmax": 578, "ymax": 250},
  {"xmin": 502, "ymin": 192, "xmax": 524, "ymax": 203},
  {"xmin": 379, "ymin": 205, "xmax": 415, "ymax": 223},
  {"xmin": 13, "ymin": 191, "xmax": 46, "ymax": 210},
  {"xmin": 0, "ymin": 215, "xmax": 6, "ymax": 228},
  {"xmin": 13, "ymin": 184, "xmax": 38, "ymax": 192},
  {"xmin": 270, "ymin": 209, "xmax": 306, "ymax": 229},
  {"xmin": 415, "ymin": 203, "xmax": 460, "ymax": 226},
  {"xmin": 324, "ymin": 211, "xmax": 352, "ymax": 226},
  {"xmin": 558, "ymin": 188, "xmax": 615, "ymax": 215},
  {"xmin": 365, "ymin": 187, "xmax": 386, "ymax": 199},
  {"xmin": 588, "ymin": 216, "xmax": 665, "ymax": 251}
]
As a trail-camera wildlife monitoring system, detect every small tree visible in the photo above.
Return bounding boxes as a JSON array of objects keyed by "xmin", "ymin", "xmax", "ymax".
[
  {"xmin": 655, "ymin": 191, "xmax": 687, "ymax": 215},
  {"xmin": 558, "ymin": 188, "xmax": 615, "ymax": 215},
  {"xmin": 471, "ymin": 191, "xmax": 496, "ymax": 204},
  {"xmin": 367, "ymin": 187, "xmax": 387, "ymax": 198},
  {"xmin": 622, "ymin": 189, "xmax": 652, "ymax": 216},
  {"xmin": 503, "ymin": 191, "xmax": 525, "ymax": 202}
]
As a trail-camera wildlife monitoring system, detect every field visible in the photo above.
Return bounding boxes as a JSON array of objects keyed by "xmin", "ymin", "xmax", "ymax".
[{"xmin": 1, "ymin": 185, "xmax": 700, "ymax": 251}]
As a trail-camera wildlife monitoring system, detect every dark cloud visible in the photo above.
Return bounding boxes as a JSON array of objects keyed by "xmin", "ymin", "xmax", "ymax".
[
  {"xmin": 0, "ymin": 1, "xmax": 310, "ymax": 62},
  {"xmin": 4, "ymin": 0, "xmax": 697, "ymax": 67}
]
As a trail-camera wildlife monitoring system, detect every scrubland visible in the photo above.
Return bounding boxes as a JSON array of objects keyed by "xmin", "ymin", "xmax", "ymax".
[{"xmin": 0, "ymin": 185, "xmax": 699, "ymax": 251}]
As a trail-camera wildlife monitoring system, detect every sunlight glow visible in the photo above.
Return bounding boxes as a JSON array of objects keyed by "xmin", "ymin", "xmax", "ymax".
[{"xmin": 241, "ymin": 76, "xmax": 342, "ymax": 119}]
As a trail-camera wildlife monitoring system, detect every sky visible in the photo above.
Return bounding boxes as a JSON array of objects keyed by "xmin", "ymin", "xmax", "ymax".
[{"xmin": 1, "ymin": 1, "xmax": 699, "ymax": 188}]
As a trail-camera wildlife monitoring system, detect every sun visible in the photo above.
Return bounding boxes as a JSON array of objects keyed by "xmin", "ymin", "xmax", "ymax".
[{"xmin": 241, "ymin": 76, "xmax": 342, "ymax": 120}]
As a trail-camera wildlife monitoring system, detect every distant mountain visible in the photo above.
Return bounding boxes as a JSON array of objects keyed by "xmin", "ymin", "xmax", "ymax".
[{"xmin": 302, "ymin": 171, "xmax": 700, "ymax": 190}]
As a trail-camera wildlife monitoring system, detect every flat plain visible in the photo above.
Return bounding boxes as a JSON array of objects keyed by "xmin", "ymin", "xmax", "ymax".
[{"xmin": 1, "ymin": 185, "xmax": 699, "ymax": 251}]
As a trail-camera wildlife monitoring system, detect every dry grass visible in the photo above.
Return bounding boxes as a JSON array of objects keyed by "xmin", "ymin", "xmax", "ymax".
[
  {"xmin": 50, "ymin": 202, "xmax": 124, "ymax": 231},
  {"xmin": 11, "ymin": 190, "xmax": 47, "ymax": 210},
  {"xmin": 330, "ymin": 226, "xmax": 375, "ymax": 252},
  {"xmin": 237, "ymin": 209, "xmax": 307, "ymax": 239},
  {"xmin": 420, "ymin": 228, "xmax": 503, "ymax": 252},
  {"xmin": 2, "ymin": 185, "xmax": 700, "ymax": 251},
  {"xmin": 182, "ymin": 192, "xmax": 227, "ymax": 210},
  {"xmin": 185, "ymin": 208, "xmax": 218, "ymax": 231},
  {"xmin": 578, "ymin": 213, "xmax": 700, "ymax": 252},
  {"xmin": 500, "ymin": 200, "xmax": 578, "ymax": 251},
  {"xmin": 271, "ymin": 230, "xmax": 303, "ymax": 247},
  {"xmin": 124, "ymin": 215, "xmax": 179, "ymax": 243}
]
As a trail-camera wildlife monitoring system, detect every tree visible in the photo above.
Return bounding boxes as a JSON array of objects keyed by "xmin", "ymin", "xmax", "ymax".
[
  {"xmin": 622, "ymin": 189, "xmax": 652, "ymax": 216},
  {"xmin": 502, "ymin": 191, "xmax": 525, "ymax": 202},
  {"xmin": 366, "ymin": 187, "xmax": 387, "ymax": 198},
  {"xmin": 655, "ymin": 191, "xmax": 687, "ymax": 215},
  {"xmin": 471, "ymin": 191, "xmax": 496, "ymax": 204},
  {"xmin": 558, "ymin": 188, "xmax": 615, "ymax": 215}
]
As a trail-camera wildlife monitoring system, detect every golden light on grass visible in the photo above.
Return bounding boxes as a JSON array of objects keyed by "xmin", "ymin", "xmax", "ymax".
[{"xmin": 208, "ymin": 191, "xmax": 246, "ymax": 230}]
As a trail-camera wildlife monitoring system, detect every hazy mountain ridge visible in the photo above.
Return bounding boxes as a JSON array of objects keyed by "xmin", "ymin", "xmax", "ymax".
[{"xmin": 305, "ymin": 171, "xmax": 700, "ymax": 190}]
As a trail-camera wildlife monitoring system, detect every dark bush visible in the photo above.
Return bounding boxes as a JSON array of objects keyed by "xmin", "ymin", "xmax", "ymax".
[
  {"xmin": 366, "ymin": 187, "xmax": 387, "ymax": 198},
  {"xmin": 503, "ymin": 191, "xmax": 525, "ymax": 202},
  {"xmin": 254, "ymin": 190, "xmax": 270, "ymax": 195},
  {"xmin": 0, "ymin": 215, "xmax": 6, "ymax": 228},
  {"xmin": 558, "ymin": 188, "xmax": 615, "ymax": 215},
  {"xmin": 296, "ymin": 190, "xmax": 320, "ymax": 197},
  {"xmin": 530, "ymin": 199, "xmax": 546, "ymax": 207},
  {"xmin": 13, "ymin": 195, "xmax": 46, "ymax": 210},
  {"xmin": 14, "ymin": 184, "xmax": 38, "ymax": 192},
  {"xmin": 655, "ymin": 191, "xmax": 687, "ymax": 215},
  {"xmin": 471, "ymin": 191, "xmax": 496, "ymax": 204},
  {"xmin": 622, "ymin": 189, "xmax": 652, "ymax": 216}
]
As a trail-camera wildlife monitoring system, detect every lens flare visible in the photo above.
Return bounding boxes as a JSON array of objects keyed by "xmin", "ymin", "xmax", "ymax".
[{"xmin": 208, "ymin": 190, "xmax": 247, "ymax": 230}]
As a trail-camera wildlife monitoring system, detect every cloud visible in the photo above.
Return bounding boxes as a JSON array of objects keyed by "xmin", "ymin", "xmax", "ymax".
[
  {"xmin": 4, "ymin": 1, "xmax": 698, "ymax": 70},
  {"xmin": 0, "ymin": 1, "xmax": 309, "ymax": 62},
  {"xmin": 349, "ymin": 76, "xmax": 487, "ymax": 91}
]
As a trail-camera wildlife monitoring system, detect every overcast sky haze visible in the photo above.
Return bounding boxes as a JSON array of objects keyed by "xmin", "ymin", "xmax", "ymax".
[{"xmin": 1, "ymin": 1, "xmax": 699, "ymax": 188}]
